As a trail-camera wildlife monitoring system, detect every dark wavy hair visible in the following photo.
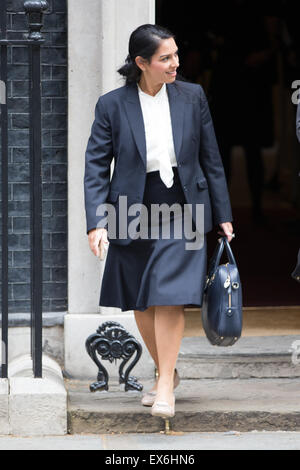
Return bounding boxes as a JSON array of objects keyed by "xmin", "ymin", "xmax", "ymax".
[{"xmin": 117, "ymin": 24, "xmax": 175, "ymax": 85}]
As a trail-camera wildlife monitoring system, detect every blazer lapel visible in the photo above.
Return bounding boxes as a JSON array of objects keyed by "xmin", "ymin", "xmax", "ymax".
[
  {"xmin": 124, "ymin": 83, "xmax": 147, "ymax": 168},
  {"xmin": 124, "ymin": 81, "xmax": 185, "ymax": 169},
  {"xmin": 166, "ymin": 82, "xmax": 185, "ymax": 163}
]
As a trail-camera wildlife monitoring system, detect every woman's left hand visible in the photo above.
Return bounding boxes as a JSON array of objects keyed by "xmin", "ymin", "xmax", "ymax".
[{"xmin": 218, "ymin": 222, "xmax": 235, "ymax": 243}]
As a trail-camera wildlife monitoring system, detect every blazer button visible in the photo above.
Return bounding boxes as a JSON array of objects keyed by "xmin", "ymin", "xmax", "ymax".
[
  {"xmin": 178, "ymin": 163, "xmax": 182, "ymax": 167},
  {"xmin": 183, "ymin": 185, "xmax": 187, "ymax": 191}
]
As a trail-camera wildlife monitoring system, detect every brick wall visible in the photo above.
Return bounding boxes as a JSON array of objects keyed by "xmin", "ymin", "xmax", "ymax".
[{"xmin": 1, "ymin": 0, "xmax": 67, "ymax": 312}]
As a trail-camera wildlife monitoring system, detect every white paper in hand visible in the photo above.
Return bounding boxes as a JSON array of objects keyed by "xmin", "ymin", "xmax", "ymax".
[{"xmin": 98, "ymin": 238, "xmax": 109, "ymax": 260}]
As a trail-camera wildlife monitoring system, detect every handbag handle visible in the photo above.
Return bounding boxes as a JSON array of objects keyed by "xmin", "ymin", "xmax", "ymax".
[{"xmin": 208, "ymin": 237, "xmax": 237, "ymax": 277}]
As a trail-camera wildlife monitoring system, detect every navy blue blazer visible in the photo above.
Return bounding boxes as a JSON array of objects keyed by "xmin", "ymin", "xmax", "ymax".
[{"xmin": 84, "ymin": 80, "xmax": 233, "ymax": 245}]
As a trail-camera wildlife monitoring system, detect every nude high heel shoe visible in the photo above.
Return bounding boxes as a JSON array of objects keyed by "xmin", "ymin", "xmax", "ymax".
[
  {"xmin": 151, "ymin": 393, "xmax": 175, "ymax": 418},
  {"xmin": 141, "ymin": 369, "xmax": 180, "ymax": 407},
  {"xmin": 141, "ymin": 391, "xmax": 157, "ymax": 406}
]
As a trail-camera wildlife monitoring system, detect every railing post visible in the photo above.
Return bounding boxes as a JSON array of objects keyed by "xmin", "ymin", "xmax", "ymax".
[
  {"xmin": 0, "ymin": 0, "xmax": 8, "ymax": 379},
  {"xmin": 24, "ymin": 0, "xmax": 48, "ymax": 378},
  {"xmin": 0, "ymin": 0, "xmax": 48, "ymax": 379}
]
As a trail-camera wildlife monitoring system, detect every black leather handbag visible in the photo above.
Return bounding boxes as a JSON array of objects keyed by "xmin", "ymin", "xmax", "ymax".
[{"xmin": 201, "ymin": 236, "xmax": 243, "ymax": 346}]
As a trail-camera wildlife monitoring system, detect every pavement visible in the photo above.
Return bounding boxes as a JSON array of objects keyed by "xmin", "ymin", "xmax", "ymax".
[{"xmin": 0, "ymin": 431, "xmax": 300, "ymax": 450}]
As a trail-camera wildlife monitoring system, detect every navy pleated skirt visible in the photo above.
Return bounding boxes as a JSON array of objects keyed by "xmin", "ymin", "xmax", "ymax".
[{"xmin": 99, "ymin": 167, "xmax": 207, "ymax": 312}]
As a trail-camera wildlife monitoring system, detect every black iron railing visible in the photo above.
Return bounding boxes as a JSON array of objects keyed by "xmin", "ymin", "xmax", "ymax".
[{"xmin": 0, "ymin": 0, "xmax": 48, "ymax": 378}]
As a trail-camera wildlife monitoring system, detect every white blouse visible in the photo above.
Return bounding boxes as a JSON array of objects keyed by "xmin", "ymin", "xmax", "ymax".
[{"xmin": 137, "ymin": 82, "xmax": 177, "ymax": 188}]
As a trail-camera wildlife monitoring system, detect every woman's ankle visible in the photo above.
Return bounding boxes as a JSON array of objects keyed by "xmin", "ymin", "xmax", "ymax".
[{"xmin": 157, "ymin": 377, "xmax": 174, "ymax": 391}]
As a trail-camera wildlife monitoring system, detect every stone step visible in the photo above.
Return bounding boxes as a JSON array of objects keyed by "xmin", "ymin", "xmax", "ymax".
[
  {"xmin": 177, "ymin": 335, "xmax": 300, "ymax": 379},
  {"xmin": 66, "ymin": 377, "xmax": 300, "ymax": 434}
]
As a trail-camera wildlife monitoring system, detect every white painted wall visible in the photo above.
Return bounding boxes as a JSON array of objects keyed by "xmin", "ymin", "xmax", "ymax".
[
  {"xmin": 68, "ymin": 0, "xmax": 155, "ymax": 315},
  {"xmin": 66, "ymin": 0, "xmax": 155, "ymax": 377}
]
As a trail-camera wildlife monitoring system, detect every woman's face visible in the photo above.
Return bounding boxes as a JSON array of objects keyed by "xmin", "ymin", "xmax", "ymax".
[{"xmin": 136, "ymin": 37, "xmax": 179, "ymax": 85}]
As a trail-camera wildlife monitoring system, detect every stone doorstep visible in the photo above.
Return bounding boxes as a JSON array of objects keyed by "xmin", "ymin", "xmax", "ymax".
[
  {"xmin": 66, "ymin": 377, "xmax": 300, "ymax": 434},
  {"xmin": 67, "ymin": 335, "xmax": 300, "ymax": 433},
  {"xmin": 180, "ymin": 335, "xmax": 300, "ymax": 357},
  {"xmin": 176, "ymin": 335, "xmax": 300, "ymax": 379}
]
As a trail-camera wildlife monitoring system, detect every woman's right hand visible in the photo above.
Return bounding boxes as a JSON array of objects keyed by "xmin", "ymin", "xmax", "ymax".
[{"xmin": 88, "ymin": 228, "xmax": 109, "ymax": 259}]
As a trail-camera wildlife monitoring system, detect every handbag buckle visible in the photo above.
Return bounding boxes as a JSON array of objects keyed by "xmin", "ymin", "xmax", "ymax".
[{"xmin": 227, "ymin": 307, "xmax": 234, "ymax": 317}]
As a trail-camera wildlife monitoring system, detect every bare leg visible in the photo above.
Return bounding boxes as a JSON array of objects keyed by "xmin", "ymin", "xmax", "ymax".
[
  {"xmin": 154, "ymin": 305, "xmax": 185, "ymax": 405},
  {"xmin": 134, "ymin": 306, "xmax": 159, "ymax": 392}
]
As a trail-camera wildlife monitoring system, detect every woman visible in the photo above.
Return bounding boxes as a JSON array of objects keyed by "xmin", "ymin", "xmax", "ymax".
[{"xmin": 84, "ymin": 24, "xmax": 234, "ymax": 419}]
